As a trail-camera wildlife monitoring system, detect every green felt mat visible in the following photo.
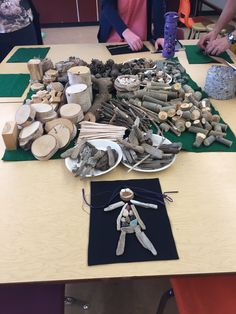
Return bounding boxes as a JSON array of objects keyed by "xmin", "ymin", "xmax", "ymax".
[
  {"xmin": 7, "ymin": 47, "xmax": 50, "ymax": 63},
  {"xmin": 2, "ymin": 140, "xmax": 75, "ymax": 161},
  {"xmin": 184, "ymin": 45, "xmax": 233, "ymax": 64},
  {"xmin": 2, "ymin": 58, "xmax": 236, "ymax": 162},
  {"xmin": 0, "ymin": 74, "xmax": 30, "ymax": 97},
  {"xmin": 163, "ymin": 68, "xmax": 236, "ymax": 152}
]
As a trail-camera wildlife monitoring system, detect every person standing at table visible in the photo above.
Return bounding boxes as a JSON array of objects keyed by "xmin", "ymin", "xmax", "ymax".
[
  {"xmin": 198, "ymin": 0, "xmax": 236, "ymax": 55},
  {"xmin": 97, "ymin": 0, "xmax": 166, "ymax": 51},
  {"xmin": 0, "ymin": 0, "xmax": 42, "ymax": 62}
]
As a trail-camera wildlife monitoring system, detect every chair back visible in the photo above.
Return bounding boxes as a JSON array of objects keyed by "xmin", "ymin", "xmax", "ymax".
[{"xmin": 178, "ymin": 0, "xmax": 191, "ymax": 28}]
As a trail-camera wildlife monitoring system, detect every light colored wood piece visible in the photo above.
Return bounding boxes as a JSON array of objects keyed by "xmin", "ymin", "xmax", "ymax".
[
  {"xmin": 27, "ymin": 59, "xmax": 43, "ymax": 81},
  {"xmin": 45, "ymin": 118, "xmax": 74, "ymax": 136},
  {"xmin": 48, "ymin": 124, "xmax": 71, "ymax": 149},
  {"xmin": 65, "ymin": 84, "xmax": 91, "ymax": 112},
  {"xmin": 31, "ymin": 103, "xmax": 54, "ymax": 119},
  {"xmin": 59, "ymin": 103, "xmax": 84, "ymax": 123},
  {"xmin": 15, "ymin": 105, "xmax": 36, "ymax": 127},
  {"xmin": 2, "ymin": 121, "xmax": 18, "ymax": 150},
  {"xmin": 31, "ymin": 134, "xmax": 58, "ymax": 160},
  {"xmin": 19, "ymin": 121, "xmax": 43, "ymax": 142}
]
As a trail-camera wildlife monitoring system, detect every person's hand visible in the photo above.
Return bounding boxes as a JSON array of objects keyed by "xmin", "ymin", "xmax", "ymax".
[
  {"xmin": 122, "ymin": 28, "xmax": 143, "ymax": 51},
  {"xmin": 154, "ymin": 38, "xmax": 164, "ymax": 50},
  {"xmin": 198, "ymin": 31, "xmax": 218, "ymax": 50},
  {"xmin": 205, "ymin": 37, "xmax": 231, "ymax": 55}
]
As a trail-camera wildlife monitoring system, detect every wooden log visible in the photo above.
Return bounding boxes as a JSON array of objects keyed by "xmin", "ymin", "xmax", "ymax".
[
  {"xmin": 193, "ymin": 133, "xmax": 206, "ymax": 147},
  {"xmin": 2, "ymin": 121, "xmax": 18, "ymax": 150},
  {"xmin": 27, "ymin": 59, "xmax": 43, "ymax": 81},
  {"xmin": 15, "ymin": 105, "xmax": 36, "ymax": 127},
  {"xmin": 215, "ymin": 136, "xmax": 233, "ymax": 147},
  {"xmin": 204, "ymin": 135, "xmax": 216, "ymax": 146},
  {"xmin": 31, "ymin": 134, "xmax": 58, "ymax": 160},
  {"xmin": 65, "ymin": 84, "xmax": 91, "ymax": 112}
]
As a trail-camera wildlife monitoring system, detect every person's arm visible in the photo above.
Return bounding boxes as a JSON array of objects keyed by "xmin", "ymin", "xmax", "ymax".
[
  {"xmin": 205, "ymin": 29, "xmax": 236, "ymax": 55},
  {"xmin": 101, "ymin": 0, "xmax": 143, "ymax": 51},
  {"xmin": 198, "ymin": 0, "xmax": 236, "ymax": 50}
]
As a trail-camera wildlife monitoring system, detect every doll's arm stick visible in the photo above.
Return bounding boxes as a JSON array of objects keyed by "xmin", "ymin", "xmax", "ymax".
[
  {"xmin": 130, "ymin": 199, "xmax": 158, "ymax": 209},
  {"xmin": 104, "ymin": 201, "xmax": 125, "ymax": 211}
]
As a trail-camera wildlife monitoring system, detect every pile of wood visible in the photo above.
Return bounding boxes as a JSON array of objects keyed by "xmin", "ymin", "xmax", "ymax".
[{"xmin": 6, "ymin": 103, "xmax": 78, "ymax": 160}]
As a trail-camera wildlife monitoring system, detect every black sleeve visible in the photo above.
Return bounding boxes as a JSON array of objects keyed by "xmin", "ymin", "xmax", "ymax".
[
  {"xmin": 152, "ymin": 0, "xmax": 166, "ymax": 39},
  {"xmin": 27, "ymin": 0, "xmax": 43, "ymax": 44},
  {"xmin": 101, "ymin": 0, "xmax": 128, "ymax": 37}
]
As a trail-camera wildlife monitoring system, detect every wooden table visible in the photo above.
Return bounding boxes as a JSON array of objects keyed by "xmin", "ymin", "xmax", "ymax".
[{"xmin": 0, "ymin": 41, "xmax": 236, "ymax": 284}]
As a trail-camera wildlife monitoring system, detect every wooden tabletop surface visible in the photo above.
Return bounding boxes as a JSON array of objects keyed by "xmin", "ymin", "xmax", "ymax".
[{"xmin": 0, "ymin": 41, "xmax": 236, "ymax": 284}]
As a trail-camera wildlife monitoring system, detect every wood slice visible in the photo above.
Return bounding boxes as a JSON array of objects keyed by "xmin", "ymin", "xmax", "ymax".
[
  {"xmin": 45, "ymin": 118, "xmax": 74, "ymax": 135},
  {"xmin": 15, "ymin": 105, "xmax": 36, "ymax": 127},
  {"xmin": 47, "ymin": 82, "xmax": 64, "ymax": 92},
  {"xmin": 19, "ymin": 121, "xmax": 43, "ymax": 141},
  {"xmin": 38, "ymin": 111, "xmax": 58, "ymax": 123},
  {"xmin": 70, "ymin": 124, "xmax": 78, "ymax": 141},
  {"xmin": 48, "ymin": 124, "xmax": 71, "ymax": 149},
  {"xmin": 31, "ymin": 134, "xmax": 58, "ymax": 160},
  {"xmin": 31, "ymin": 83, "xmax": 45, "ymax": 92},
  {"xmin": 59, "ymin": 103, "xmax": 83, "ymax": 123},
  {"xmin": 180, "ymin": 103, "xmax": 192, "ymax": 111},
  {"xmin": 31, "ymin": 103, "xmax": 54, "ymax": 119}
]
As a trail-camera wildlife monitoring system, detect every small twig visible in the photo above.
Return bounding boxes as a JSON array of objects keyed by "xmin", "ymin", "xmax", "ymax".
[{"xmin": 127, "ymin": 154, "xmax": 151, "ymax": 173}]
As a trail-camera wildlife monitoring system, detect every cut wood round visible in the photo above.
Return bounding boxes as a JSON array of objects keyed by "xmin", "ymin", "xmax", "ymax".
[
  {"xmin": 48, "ymin": 124, "xmax": 71, "ymax": 149},
  {"xmin": 19, "ymin": 121, "xmax": 43, "ymax": 142},
  {"xmin": 39, "ymin": 111, "xmax": 58, "ymax": 123},
  {"xmin": 15, "ymin": 105, "xmax": 36, "ymax": 127},
  {"xmin": 180, "ymin": 103, "xmax": 192, "ymax": 111},
  {"xmin": 83, "ymin": 112, "xmax": 96, "ymax": 122},
  {"xmin": 47, "ymin": 82, "xmax": 64, "ymax": 92},
  {"xmin": 31, "ymin": 103, "xmax": 54, "ymax": 120},
  {"xmin": 30, "ymin": 83, "xmax": 45, "ymax": 92},
  {"xmin": 59, "ymin": 103, "xmax": 84, "ymax": 124},
  {"xmin": 158, "ymin": 111, "xmax": 168, "ymax": 121},
  {"xmin": 31, "ymin": 134, "xmax": 58, "ymax": 160},
  {"xmin": 65, "ymin": 84, "xmax": 91, "ymax": 112},
  {"xmin": 45, "ymin": 118, "xmax": 74, "ymax": 135},
  {"xmin": 190, "ymin": 109, "xmax": 201, "ymax": 121}
]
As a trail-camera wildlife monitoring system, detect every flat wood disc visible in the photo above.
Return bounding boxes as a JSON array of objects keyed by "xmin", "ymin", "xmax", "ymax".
[
  {"xmin": 15, "ymin": 105, "xmax": 35, "ymax": 126},
  {"xmin": 31, "ymin": 134, "xmax": 58, "ymax": 160},
  {"xmin": 48, "ymin": 124, "xmax": 71, "ymax": 149}
]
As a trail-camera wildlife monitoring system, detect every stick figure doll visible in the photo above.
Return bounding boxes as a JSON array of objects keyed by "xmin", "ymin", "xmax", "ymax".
[{"xmin": 104, "ymin": 188, "xmax": 158, "ymax": 256}]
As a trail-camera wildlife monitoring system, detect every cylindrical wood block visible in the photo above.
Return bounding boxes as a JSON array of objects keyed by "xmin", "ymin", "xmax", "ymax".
[
  {"xmin": 66, "ymin": 84, "xmax": 91, "ymax": 112},
  {"xmin": 27, "ymin": 59, "xmax": 43, "ymax": 81},
  {"xmin": 67, "ymin": 66, "xmax": 93, "ymax": 101}
]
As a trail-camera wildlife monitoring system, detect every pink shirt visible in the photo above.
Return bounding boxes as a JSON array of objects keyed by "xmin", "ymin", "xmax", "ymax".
[{"xmin": 107, "ymin": 0, "xmax": 147, "ymax": 42}]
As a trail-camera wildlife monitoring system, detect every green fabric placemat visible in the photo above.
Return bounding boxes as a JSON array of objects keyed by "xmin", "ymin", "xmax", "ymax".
[
  {"xmin": 7, "ymin": 47, "xmax": 50, "ymax": 63},
  {"xmin": 184, "ymin": 45, "xmax": 233, "ymax": 64},
  {"xmin": 0, "ymin": 74, "xmax": 30, "ymax": 97},
  {"xmin": 2, "ymin": 139, "xmax": 76, "ymax": 162}
]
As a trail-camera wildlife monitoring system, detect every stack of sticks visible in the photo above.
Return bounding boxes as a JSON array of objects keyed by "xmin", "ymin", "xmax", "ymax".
[{"xmin": 78, "ymin": 121, "xmax": 126, "ymax": 142}]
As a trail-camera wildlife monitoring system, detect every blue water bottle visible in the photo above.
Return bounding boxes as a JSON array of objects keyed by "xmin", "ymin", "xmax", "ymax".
[{"xmin": 162, "ymin": 12, "xmax": 179, "ymax": 59}]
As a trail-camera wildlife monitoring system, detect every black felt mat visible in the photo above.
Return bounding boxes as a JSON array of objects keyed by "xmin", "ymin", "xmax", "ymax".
[
  {"xmin": 106, "ymin": 43, "xmax": 149, "ymax": 55},
  {"xmin": 88, "ymin": 178, "xmax": 178, "ymax": 266}
]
